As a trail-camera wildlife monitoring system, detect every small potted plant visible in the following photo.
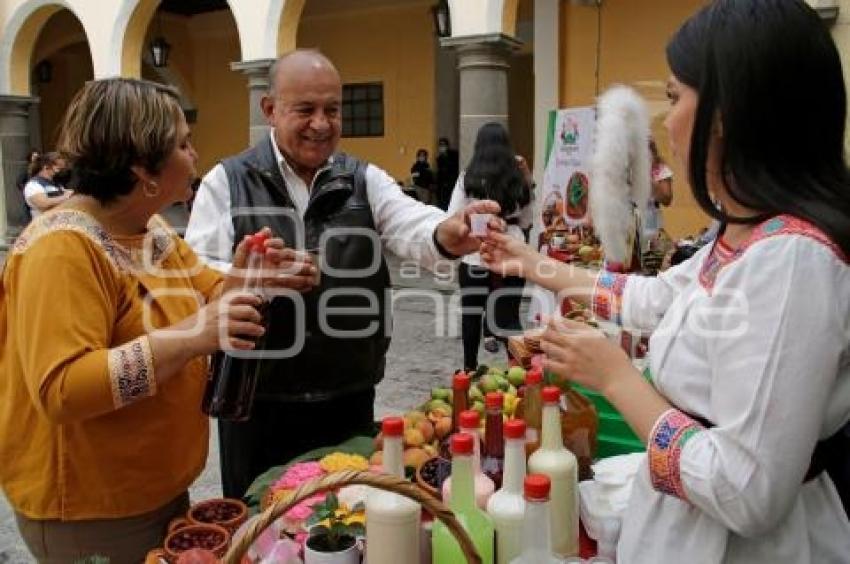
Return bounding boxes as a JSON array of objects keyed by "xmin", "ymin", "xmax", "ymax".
[{"xmin": 303, "ymin": 492, "xmax": 365, "ymax": 564}]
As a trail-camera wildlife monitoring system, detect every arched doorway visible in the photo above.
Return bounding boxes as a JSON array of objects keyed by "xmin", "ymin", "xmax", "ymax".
[
  {"xmin": 30, "ymin": 8, "xmax": 93, "ymax": 151},
  {"xmin": 132, "ymin": 0, "xmax": 245, "ymax": 177}
]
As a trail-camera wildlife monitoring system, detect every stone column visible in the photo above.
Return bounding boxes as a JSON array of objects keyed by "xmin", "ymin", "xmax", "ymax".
[
  {"xmin": 231, "ymin": 59, "xmax": 276, "ymax": 148},
  {"xmin": 440, "ymin": 33, "xmax": 522, "ymax": 168},
  {"xmin": 0, "ymin": 95, "xmax": 39, "ymax": 243}
]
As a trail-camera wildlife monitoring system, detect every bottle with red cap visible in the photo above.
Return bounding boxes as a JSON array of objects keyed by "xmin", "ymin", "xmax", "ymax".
[
  {"xmin": 486, "ymin": 419, "xmax": 527, "ymax": 564},
  {"xmin": 509, "ymin": 474, "xmax": 562, "ymax": 564},
  {"xmin": 366, "ymin": 417, "xmax": 420, "ymax": 564},
  {"xmin": 482, "ymin": 391, "xmax": 506, "ymax": 488},
  {"xmin": 528, "ymin": 386, "xmax": 578, "ymax": 558},
  {"xmin": 202, "ymin": 232, "xmax": 270, "ymax": 421},
  {"xmin": 442, "ymin": 409, "xmax": 495, "ymax": 508},
  {"xmin": 451, "ymin": 371, "xmax": 471, "ymax": 434},
  {"xmin": 432, "ymin": 433, "xmax": 495, "ymax": 564},
  {"xmin": 514, "ymin": 366, "xmax": 543, "ymax": 457}
]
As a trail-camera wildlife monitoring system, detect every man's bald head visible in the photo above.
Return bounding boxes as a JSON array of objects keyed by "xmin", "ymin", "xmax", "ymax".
[
  {"xmin": 268, "ymin": 49, "xmax": 340, "ymax": 95},
  {"xmin": 261, "ymin": 49, "xmax": 343, "ymax": 180}
]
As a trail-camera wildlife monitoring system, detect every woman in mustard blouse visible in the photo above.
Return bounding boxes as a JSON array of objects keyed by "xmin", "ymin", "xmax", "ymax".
[{"xmin": 0, "ymin": 78, "xmax": 316, "ymax": 562}]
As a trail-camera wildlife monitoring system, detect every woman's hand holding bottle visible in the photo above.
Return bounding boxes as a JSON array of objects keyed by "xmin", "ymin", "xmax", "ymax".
[{"xmin": 222, "ymin": 227, "xmax": 318, "ymax": 296}]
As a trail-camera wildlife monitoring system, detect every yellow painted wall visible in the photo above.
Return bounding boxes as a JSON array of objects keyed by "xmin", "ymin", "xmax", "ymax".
[
  {"xmin": 141, "ymin": 11, "xmax": 247, "ymax": 177},
  {"xmin": 560, "ymin": 0, "xmax": 710, "ymax": 239},
  {"xmin": 186, "ymin": 10, "xmax": 247, "ymax": 175},
  {"xmin": 298, "ymin": 3, "xmax": 435, "ymax": 182},
  {"xmin": 32, "ymin": 10, "xmax": 92, "ymax": 149}
]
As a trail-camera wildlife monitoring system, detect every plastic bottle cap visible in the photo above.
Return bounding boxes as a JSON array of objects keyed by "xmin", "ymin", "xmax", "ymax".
[
  {"xmin": 451, "ymin": 432, "xmax": 474, "ymax": 455},
  {"xmin": 504, "ymin": 418, "xmax": 526, "ymax": 439},
  {"xmin": 382, "ymin": 416, "xmax": 404, "ymax": 437},
  {"xmin": 452, "ymin": 373, "xmax": 471, "ymax": 390},
  {"xmin": 247, "ymin": 235, "xmax": 266, "ymax": 254},
  {"xmin": 459, "ymin": 410, "xmax": 480, "ymax": 429},
  {"xmin": 542, "ymin": 386, "xmax": 561, "ymax": 403},
  {"xmin": 485, "ymin": 392, "xmax": 503, "ymax": 409},
  {"xmin": 525, "ymin": 367, "xmax": 543, "ymax": 385},
  {"xmin": 524, "ymin": 474, "xmax": 551, "ymax": 500}
]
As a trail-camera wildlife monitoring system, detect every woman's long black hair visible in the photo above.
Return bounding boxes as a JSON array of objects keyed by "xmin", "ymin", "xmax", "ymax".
[
  {"xmin": 464, "ymin": 122, "xmax": 531, "ymax": 217},
  {"xmin": 667, "ymin": 0, "xmax": 850, "ymax": 256}
]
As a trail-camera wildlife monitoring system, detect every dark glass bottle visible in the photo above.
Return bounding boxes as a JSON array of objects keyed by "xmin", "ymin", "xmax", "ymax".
[
  {"xmin": 202, "ymin": 233, "xmax": 269, "ymax": 421},
  {"xmin": 481, "ymin": 391, "xmax": 505, "ymax": 489}
]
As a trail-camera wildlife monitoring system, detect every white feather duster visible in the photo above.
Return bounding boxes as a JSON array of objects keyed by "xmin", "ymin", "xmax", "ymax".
[{"xmin": 590, "ymin": 85, "xmax": 651, "ymax": 265}]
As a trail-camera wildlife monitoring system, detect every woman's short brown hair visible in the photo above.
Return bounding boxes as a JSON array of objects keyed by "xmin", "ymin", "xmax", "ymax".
[{"xmin": 56, "ymin": 78, "xmax": 183, "ymax": 204}]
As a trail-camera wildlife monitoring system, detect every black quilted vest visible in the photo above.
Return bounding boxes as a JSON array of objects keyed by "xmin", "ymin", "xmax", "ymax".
[{"xmin": 221, "ymin": 136, "xmax": 391, "ymax": 402}]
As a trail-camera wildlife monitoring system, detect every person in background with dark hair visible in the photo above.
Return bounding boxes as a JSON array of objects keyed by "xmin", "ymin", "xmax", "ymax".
[
  {"xmin": 449, "ymin": 122, "xmax": 533, "ymax": 370},
  {"xmin": 0, "ymin": 78, "xmax": 311, "ymax": 562},
  {"xmin": 22, "ymin": 152, "xmax": 72, "ymax": 218},
  {"xmin": 410, "ymin": 148, "xmax": 435, "ymax": 204},
  {"xmin": 435, "ymin": 136, "xmax": 459, "ymax": 210},
  {"xmin": 15, "ymin": 148, "xmax": 39, "ymax": 192},
  {"xmin": 480, "ymin": 1, "xmax": 850, "ymax": 561}
]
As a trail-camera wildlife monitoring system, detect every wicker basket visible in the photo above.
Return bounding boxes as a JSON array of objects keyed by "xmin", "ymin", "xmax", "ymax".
[{"xmin": 222, "ymin": 470, "xmax": 482, "ymax": 564}]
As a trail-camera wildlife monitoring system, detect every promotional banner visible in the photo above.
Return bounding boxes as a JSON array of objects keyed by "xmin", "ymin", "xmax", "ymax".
[
  {"xmin": 539, "ymin": 106, "xmax": 596, "ymax": 247},
  {"xmin": 528, "ymin": 106, "xmax": 596, "ymax": 322}
]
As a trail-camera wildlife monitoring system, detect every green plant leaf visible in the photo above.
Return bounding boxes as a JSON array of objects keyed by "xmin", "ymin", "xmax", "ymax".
[
  {"xmin": 324, "ymin": 492, "xmax": 339, "ymax": 512},
  {"xmin": 349, "ymin": 522, "xmax": 366, "ymax": 537}
]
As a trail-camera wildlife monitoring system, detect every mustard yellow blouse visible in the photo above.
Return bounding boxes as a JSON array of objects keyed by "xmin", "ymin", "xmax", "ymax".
[{"xmin": 0, "ymin": 210, "xmax": 223, "ymax": 520}]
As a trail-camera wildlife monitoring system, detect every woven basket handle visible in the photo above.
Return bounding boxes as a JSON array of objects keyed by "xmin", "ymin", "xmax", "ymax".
[{"xmin": 222, "ymin": 469, "xmax": 482, "ymax": 564}]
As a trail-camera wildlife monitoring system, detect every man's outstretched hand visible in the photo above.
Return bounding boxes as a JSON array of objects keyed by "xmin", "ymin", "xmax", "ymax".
[{"xmin": 434, "ymin": 200, "xmax": 503, "ymax": 257}]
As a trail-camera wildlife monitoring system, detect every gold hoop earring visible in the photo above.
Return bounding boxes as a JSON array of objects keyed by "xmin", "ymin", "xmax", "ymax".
[{"xmin": 143, "ymin": 181, "xmax": 160, "ymax": 198}]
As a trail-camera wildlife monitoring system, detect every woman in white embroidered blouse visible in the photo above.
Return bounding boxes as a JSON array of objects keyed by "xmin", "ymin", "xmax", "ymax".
[{"xmin": 479, "ymin": 1, "xmax": 850, "ymax": 562}]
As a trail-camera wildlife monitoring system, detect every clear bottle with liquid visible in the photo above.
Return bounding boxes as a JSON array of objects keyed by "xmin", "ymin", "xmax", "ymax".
[
  {"xmin": 432, "ymin": 433, "xmax": 495, "ymax": 564},
  {"xmin": 443, "ymin": 410, "xmax": 495, "ymax": 509},
  {"xmin": 528, "ymin": 386, "xmax": 579, "ymax": 558},
  {"xmin": 486, "ymin": 419, "xmax": 527, "ymax": 564},
  {"xmin": 365, "ymin": 416, "xmax": 420, "ymax": 564},
  {"xmin": 202, "ymin": 233, "xmax": 269, "ymax": 421},
  {"xmin": 509, "ymin": 474, "xmax": 563, "ymax": 564}
]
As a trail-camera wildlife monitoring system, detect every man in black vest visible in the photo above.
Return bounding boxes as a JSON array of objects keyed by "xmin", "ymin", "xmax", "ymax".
[{"xmin": 186, "ymin": 50, "xmax": 500, "ymax": 498}]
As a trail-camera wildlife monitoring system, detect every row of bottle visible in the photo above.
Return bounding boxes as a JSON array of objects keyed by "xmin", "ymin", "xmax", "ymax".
[
  {"xmin": 366, "ymin": 384, "xmax": 579, "ymax": 564},
  {"xmin": 452, "ymin": 367, "xmax": 597, "ymax": 483}
]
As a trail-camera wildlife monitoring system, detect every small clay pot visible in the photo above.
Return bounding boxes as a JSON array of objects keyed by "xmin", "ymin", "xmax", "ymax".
[
  {"xmin": 168, "ymin": 516, "xmax": 191, "ymax": 534},
  {"xmin": 164, "ymin": 523, "xmax": 230, "ymax": 561},
  {"xmin": 188, "ymin": 498, "xmax": 248, "ymax": 533}
]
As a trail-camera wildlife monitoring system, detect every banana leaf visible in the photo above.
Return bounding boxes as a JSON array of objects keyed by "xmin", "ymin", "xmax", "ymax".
[{"xmin": 243, "ymin": 435, "xmax": 376, "ymax": 513}]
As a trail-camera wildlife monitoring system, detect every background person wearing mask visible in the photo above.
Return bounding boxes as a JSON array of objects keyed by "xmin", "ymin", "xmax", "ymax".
[
  {"xmin": 22, "ymin": 152, "xmax": 72, "ymax": 218},
  {"xmin": 435, "ymin": 136, "xmax": 459, "ymax": 210},
  {"xmin": 410, "ymin": 148, "xmax": 435, "ymax": 204}
]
